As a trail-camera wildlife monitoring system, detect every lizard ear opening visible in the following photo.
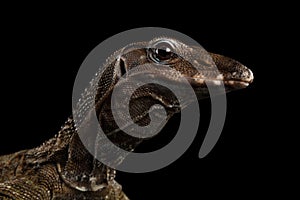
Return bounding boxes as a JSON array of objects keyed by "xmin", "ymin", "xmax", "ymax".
[{"xmin": 119, "ymin": 58, "xmax": 127, "ymax": 77}]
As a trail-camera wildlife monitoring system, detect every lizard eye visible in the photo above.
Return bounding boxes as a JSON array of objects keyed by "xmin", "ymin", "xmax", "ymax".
[{"xmin": 148, "ymin": 41, "xmax": 176, "ymax": 64}]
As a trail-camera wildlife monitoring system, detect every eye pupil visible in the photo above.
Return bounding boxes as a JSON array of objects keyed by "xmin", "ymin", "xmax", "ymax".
[{"xmin": 155, "ymin": 47, "xmax": 172, "ymax": 59}]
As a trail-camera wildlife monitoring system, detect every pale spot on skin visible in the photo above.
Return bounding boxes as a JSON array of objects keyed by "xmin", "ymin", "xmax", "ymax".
[
  {"xmin": 212, "ymin": 80, "xmax": 222, "ymax": 85},
  {"xmin": 216, "ymin": 74, "xmax": 224, "ymax": 80},
  {"xmin": 193, "ymin": 74, "xmax": 206, "ymax": 79},
  {"xmin": 193, "ymin": 60, "xmax": 199, "ymax": 65},
  {"xmin": 193, "ymin": 78, "xmax": 205, "ymax": 84}
]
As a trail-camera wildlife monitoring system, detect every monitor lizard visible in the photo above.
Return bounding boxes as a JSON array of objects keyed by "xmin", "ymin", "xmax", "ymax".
[{"xmin": 0, "ymin": 37, "xmax": 253, "ymax": 200}]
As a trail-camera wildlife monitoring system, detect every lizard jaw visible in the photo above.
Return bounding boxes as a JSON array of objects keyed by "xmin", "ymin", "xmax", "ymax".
[
  {"xmin": 189, "ymin": 77, "xmax": 253, "ymax": 89},
  {"xmin": 185, "ymin": 78, "xmax": 253, "ymax": 92},
  {"xmin": 189, "ymin": 66, "xmax": 254, "ymax": 90},
  {"xmin": 223, "ymin": 80, "xmax": 250, "ymax": 89}
]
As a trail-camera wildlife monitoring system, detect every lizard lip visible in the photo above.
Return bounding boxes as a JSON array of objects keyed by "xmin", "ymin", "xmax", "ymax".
[
  {"xmin": 223, "ymin": 79, "xmax": 250, "ymax": 88},
  {"xmin": 189, "ymin": 68, "xmax": 254, "ymax": 89},
  {"xmin": 187, "ymin": 76, "xmax": 253, "ymax": 89}
]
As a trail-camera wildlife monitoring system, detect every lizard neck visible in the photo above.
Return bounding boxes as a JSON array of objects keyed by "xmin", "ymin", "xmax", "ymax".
[{"xmin": 56, "ymin": 117, "xmax": 116, "ymax": 192}]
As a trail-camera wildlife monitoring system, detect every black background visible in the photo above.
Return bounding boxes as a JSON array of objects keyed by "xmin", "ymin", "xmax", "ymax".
[{"xmin": 0, "ymin": 4, "xmax": 286, "ymax": 199}]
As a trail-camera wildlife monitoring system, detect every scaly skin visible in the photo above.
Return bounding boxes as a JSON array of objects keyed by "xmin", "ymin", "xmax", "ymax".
[{"xmin": 0, "ymin": 37, "xmax": 253, "ymax": 199}]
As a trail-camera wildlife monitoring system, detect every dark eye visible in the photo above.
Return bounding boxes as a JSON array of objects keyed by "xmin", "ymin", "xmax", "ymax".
[
  {"xmin": 155, "ymin": 47, "xmax": 172, "ymax": 60},
  {"xmin": 148, "ymin": 42, "xmax": 175, "ymax": 64}
]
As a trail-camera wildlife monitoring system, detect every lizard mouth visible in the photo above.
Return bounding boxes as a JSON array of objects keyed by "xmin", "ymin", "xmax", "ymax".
[
  {"xmin": 223, "ymin": 79, "xmax": 251, "ymax": 89},
  {"xmin": 187, "ymin": 70, "xmax": 254, "ymax": 89},
  {"xmin": 188, "ymin": 77, "xmax": 252, "ymax": 88},
  {"xmin": 189, "ymin": 67, "xmax": 254, "ymax": 89}
]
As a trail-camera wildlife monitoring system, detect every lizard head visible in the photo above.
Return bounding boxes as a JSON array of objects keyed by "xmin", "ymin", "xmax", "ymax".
[
  {"xmin": 117, "ymin": 37, "xmax": 254, "ymax": 99},
  {"xmin": 92, "ymin": 37, "xmax": 254, "ymax": 147}
]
